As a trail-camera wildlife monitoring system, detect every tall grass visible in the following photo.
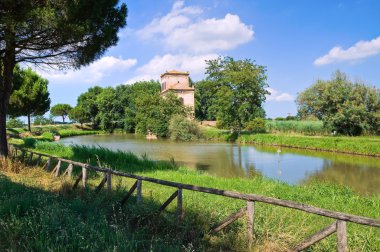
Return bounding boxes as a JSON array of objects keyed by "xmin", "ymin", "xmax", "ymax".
[
  {"xmin": 266, "ymin": 120, "xmax": 326, "ymax": 135},
  {"xmin": 4, "ymin": 142, "xmax": 379, "ymax": 251}
]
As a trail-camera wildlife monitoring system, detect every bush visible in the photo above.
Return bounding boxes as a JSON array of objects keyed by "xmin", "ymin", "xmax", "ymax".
[
  {"xmin": 40, "ymin": 132, "xmax": 54, "ymax": 141},
  {"xmin": 245, "ymin": 118, "xmax": 266, "ymax": 132},
  {"xmin": 23, "ymin": 138, "xmax": 37, "ymax": 148},
  {"xmin": 6, "ymin": 118, "xmax": 24, "ymax": 128},
  {"xmin": 169, "ymin": 115, "xmax": 202, "ymax": 141}
]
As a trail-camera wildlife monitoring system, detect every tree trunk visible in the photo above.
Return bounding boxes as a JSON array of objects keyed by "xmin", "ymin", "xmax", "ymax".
[
  {"xmin": 62, "ymin": 115, "xmax": 65, "ymax": 123},
  {"xmin": 0, "ymin": 27, "xmax": 16, "ymax": 157},
  {"xmin": 27, "ymin": 114, "xmax": 31, "ymax": 132},
  {"xmin": 0, "ymin": 105, "xmax": 8, "ymax": 157}
]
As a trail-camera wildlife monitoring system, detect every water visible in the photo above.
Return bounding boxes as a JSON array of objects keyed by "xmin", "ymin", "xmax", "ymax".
[{"xmin": 60, "ymin": 134, "xmax": 380, "ymax": 195}]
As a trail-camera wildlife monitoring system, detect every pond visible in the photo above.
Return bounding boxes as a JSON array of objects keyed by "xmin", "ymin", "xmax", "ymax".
[{"xmin": 60, "ymin": 134, "xmax": 380, "ymax": 195}]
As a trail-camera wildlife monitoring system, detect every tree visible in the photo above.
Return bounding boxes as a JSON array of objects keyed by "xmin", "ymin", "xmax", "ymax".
[
  {"xmin": 77, "ymin": 86, "xmax": 104, "ymax": 129},
  {"xmin": 123, "ymin": 80, "xmax": 160, "ymax": 132},
  {"xmin": 50, "ymin": 104, "xmax": 72, "ymax": 123},
  {"xmin": 194, "ymin": 80, "xmax": 218, "ymax": 121},
  {"xmin": 205, "ymin": 56, "xmax": 269, "ymax": 132},
  {"xmin": 8, "ymin": 67, "xmax": 50, "ymax": 131},
  {"xmin": 296, "ymin": 71, "xmax": 380, "ymax": 135},
  {"xmin": 69, "ymin": 106, "xmax": 89, "ymax": 128},
  {"xmin": 135, "ymin": 92, "xmax": 186, "ymax": 137},
  {"xmin": 0, "ymin": 1, "xmax": 127, "ymax": 156},
  {"xmin": 95, "ymin": 87, "xmax": 125, "ymax": 132}
]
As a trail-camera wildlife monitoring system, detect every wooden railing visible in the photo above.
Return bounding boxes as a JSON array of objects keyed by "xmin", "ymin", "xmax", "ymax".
[{"xmin": 9, "ymin": 146, "xmax": 380, "ymax": 251}]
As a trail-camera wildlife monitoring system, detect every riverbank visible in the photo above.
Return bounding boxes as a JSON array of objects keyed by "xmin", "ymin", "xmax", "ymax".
[
  {"xmin": 4, "ymin": 142, "xmax": 379, "ymax": 251},
  {"xmin": 7, "ymin": 124, "xmax": 102, "ymax": 141},
  {"xmin": 201, "ymin": 127, "xmax": 380, "ymax": 157}
]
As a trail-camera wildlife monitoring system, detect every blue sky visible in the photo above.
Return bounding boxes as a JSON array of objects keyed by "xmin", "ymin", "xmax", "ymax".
[{"xmin": 36, "ymin": 0, "xmax": 380, "ymax": 118}]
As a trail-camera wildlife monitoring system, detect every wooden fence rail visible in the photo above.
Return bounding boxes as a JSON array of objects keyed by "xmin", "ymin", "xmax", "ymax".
[{"xmin": 9, "ymin": 146, "xmax": 380, "ymax": 251}]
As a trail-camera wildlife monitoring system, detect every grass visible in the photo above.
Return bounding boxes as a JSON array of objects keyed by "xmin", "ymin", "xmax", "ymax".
[
  {"xmin": 2, "ymin": 142, "xmax": 379, "ymax": 251},
  {"xmin": 200, "ymin": 126, "xmax": 380, "ymax": 156},
  {"xmin": 265, "ymin": 120, "xmax": 326, "ymax": 135},
  {"xmin": 238, "ymin": 133, "xmax": 380, "ymax": 157}
]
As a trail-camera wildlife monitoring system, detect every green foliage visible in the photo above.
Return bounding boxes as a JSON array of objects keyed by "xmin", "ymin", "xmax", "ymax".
[
  {"xmin": 33, "ymin": 115, "xmax": 52, "ymax": 126},
  {"xmin": 168, "ymin": 115, "xmax": 202, "ymax": 141},
  {"xmin": 50, "ymin": 104, "xmax": 73, "ymax": 123},
  {"xmin": 6, "ymin": 118, "xmax": 24, "ymax": 128},
  {"xmin": 40, "ymin": 132, "xmax": 54, "ymax": 141},
  {"xmin": 245, "ymin": 118, "xmax": 266, "ymax": 132},
  {"xmin": 135, "ymin": 92, "xmax": 186, "ymax": 137},
  {"xmin": 297, "ymin": 71, "xmax": 380, "ymax": 136},
  {"xmin": 58, "ymin": 129, "xmax": 100, "ymax": 138},
  {"xmin": 194, "ymin": 80, "xmax": 218, "ymax": 120},
  {"xmin": 203, "ymin": 56, "xmax": 268, "ymax": 132},
  {"xmin": 68, "ymin": 106, "xmax": 90, "ymax": 127},
  {"xmin": 122, "ymin": 81, "xmax": 161, "ymax": 132},
  {"xmin": 77, "ymin": 86, "xmax": 104, "ymax": 129},
  {"xmin": 266, "ymin": 120, "xmax": 326, "ymax": 135},
  {"xmin": 95, "ymin": 87, "xmax": 125, "ymax": 132},
  {"xmin": 23, "ymin": 138, "xmax": 37, "ymax": 148},
  {"xmin": 275, "ymin": 117, "xmax": 285, "ymax": 121},
  {"xmin": 238, "ymin": 134, "xmax": 380, "ymax": 156},
  {"xmin": 8, "ymin": 67, "xmax": 50, "ymax": 131}
]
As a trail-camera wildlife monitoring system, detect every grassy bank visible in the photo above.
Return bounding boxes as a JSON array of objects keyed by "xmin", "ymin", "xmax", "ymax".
[
  {"xmin": 7, "ymin": 124, "xmax": 101, "ymax": 142},
  {"xmin": 239, "ymin": 134, "xmax": 380, "ymax": 157},
  {"xmin": 200, "ymin": 127, "xmax": 380, "ymax": 156},
  {"xmin": 2, "ymin": 142, "xmax": 379, "ymax": 251}
]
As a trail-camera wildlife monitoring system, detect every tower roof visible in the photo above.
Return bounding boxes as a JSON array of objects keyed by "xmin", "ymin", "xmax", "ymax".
[{"xmin": 160, "ymin": 70, "xmax": 189, "ymax": 78}]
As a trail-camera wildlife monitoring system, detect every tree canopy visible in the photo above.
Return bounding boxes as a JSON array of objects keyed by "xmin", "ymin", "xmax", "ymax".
[
  {"xmin": 8, "ymin": 66, "xmax": 50, "ymax": 131},
  {"xmin": 297, "ymin": 70, "xmax": 380, "ymax": 135},
  {"xmin": 50, "ymin": 104, "xmax": 72, "ymax": 123},
  {"xmin": 201, "ymin": 56, "xmax": 268, "ymax": 132},
  {"xmin": 69, "ymin": 106, "xmax": 89, "ymax": 128},
  {"xmin": 0, "ymin": 0, "xmax": 127, "ymax": 156}
]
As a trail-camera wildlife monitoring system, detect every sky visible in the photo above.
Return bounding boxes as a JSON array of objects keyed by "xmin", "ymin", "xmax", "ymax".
[{"xmin": 34, "ymin": 0, "xmax": 380, "ymax": 118}]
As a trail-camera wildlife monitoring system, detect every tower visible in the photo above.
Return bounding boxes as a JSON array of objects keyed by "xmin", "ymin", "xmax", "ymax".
[{"xmin": 160, "ymin": 70, "xmax": 195, "ymax": 114}]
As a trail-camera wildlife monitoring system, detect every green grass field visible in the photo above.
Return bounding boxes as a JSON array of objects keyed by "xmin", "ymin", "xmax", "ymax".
[{"xmin": 1, "ymin": 142, "xmax": 378, "ymax": 251}]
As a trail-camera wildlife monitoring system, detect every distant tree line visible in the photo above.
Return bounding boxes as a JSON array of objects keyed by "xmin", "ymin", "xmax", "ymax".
[{"xmin": 69, "ymin": 81, "xmax": 187, "ymax": 136}]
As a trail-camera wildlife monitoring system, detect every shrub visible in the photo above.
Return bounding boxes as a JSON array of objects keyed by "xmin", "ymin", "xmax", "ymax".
[
  {"xmin": 245, "ymin": 118, "xmax": 266, "ymax": 132},
  {"xmin": 169, "ymin": 115, "xmax": 202, "ymax": 141},
  {"xmin": 40, "ymin": 132, "xmax": 54, "ymax": 141},
  {"xmin": 6, "ymin": 118, "xmax": 24, "ymax": 128},
  {"xmin": 23, "ymin": 138, "xmax": 37, "ymax": 148}
]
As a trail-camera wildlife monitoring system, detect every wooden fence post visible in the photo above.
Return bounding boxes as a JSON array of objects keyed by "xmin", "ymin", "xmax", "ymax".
[
  {"xmin": 44, "ymin": 157, "xmax": 52, "ymax": 171},
  {"xmin": 246, "ymin": 201, "xmax": 255, "ymax": 249},
  {"xmin": 106, "ymin": 169, "xmax": 112, "ymax": 193},
  {"xmin": 82, "ymin": 165, "xmax": 87, "ymax": 190},
  {"xmin": 337, "ymin": 220, "xmax": 348, "ymax": 252},
  {"xmin": 66, "ymin": 164, "xmax": 73, "ymax": 177},
  {"xmin": 37, "ymin": 154, "xmax": 42, "ymax": 166},
  {"xmin": 136, "ymin": 179, "xmax": 142, "ymax": 203},
  {"xmin": 53, "ymin": 160, "xmax": 61, "ymax": 177},
  {"xmin": 21, "ymin": 150, "xmax": 26, "ymax": 161},
  {"xmin": 177, "ymin": 188, "xmax": 183, "ymax": 221},
  {"xmin": 28, "ymin": 152, "xmax": 34, "ymax": 164}
]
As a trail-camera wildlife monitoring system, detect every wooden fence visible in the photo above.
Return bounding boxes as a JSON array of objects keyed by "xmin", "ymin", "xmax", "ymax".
[{"xmin": 9, "ymin": 146, "xmax": 380, "ymax": 251}]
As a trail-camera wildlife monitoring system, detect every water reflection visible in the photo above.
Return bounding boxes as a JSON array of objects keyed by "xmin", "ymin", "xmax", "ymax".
[{"xmin": 60, "ymin": 134, "xmax": 380, "ymax": 195}]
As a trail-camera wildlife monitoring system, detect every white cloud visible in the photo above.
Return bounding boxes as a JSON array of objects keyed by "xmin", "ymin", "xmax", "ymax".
[
  {"xmin": 266, "ymin": 88, "xmax": 294, "ymax": 102},
  {"xmin": 125, "ymin": 53, "xmax": 218, "ymax": 84},
  {"xmin": 137, "ymin": 1, "xmax": 253, "ymax": 53},
  {"xmin": 38, "ymin": 56, "xmax": 137, "ymax": 84},
  {"xmin": 314, "ymin": 36, "xmax": 380, "ymax": 66}
]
